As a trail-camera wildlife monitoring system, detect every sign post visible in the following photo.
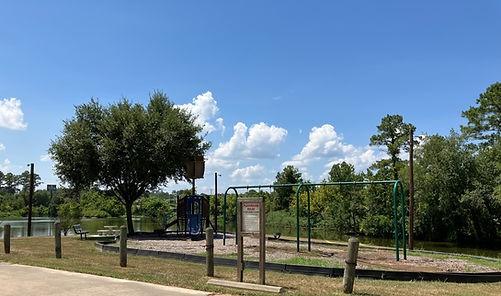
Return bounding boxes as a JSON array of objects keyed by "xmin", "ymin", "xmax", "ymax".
[{"xmin": 237, "ymin": 197, "xmax": 265, "ymax": 285}]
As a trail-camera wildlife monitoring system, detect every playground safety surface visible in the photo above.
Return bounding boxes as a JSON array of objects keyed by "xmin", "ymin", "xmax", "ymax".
[{"xmin": 125, "ymin": 234, "xmax": 499, "ymax": 273}]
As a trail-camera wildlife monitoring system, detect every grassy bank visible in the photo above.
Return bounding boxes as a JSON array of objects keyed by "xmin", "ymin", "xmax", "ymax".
[{"xmin": 0, "ymin": 237, "xmax": 500, "ymax": 296}]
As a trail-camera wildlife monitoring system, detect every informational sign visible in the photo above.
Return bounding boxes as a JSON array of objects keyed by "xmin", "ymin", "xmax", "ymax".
[
  {"xmin": 47, "ymin": 184, "xmax": 57, "ymax": 191},
  {"xmin": 241, "ymin": 201, "xmax": 260, "ymax": 235},
  {"xmin": 237, "ymin": 197, "xmax": 266, "ymax": 285}
]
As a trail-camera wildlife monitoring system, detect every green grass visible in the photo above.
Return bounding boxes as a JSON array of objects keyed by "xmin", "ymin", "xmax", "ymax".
[
  {"xmin": 272, "ymin": 256, "xmax": 341, "ymax": 268},
  {"xmin": 1, "ymin": 237, "xmax": 500, "ymax": 296}
]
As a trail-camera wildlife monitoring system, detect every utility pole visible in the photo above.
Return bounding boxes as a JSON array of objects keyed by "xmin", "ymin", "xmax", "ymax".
[
  {"xmin": 27, "ymin": 163, "xmax": 34, "ymax": 237},
  {"xmin": 408, "ymin": 128, "xmax": 415, "ymax": 250}
]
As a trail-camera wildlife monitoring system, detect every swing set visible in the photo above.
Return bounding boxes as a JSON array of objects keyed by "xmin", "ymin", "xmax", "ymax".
[{"xmin": 222, "ymin": 180, "xmax": 408, "ymax": 261}]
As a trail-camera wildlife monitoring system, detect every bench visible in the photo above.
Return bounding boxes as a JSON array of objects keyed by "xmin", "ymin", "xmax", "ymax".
[{"xmin": 73, "ymin": 224, "xmax": 89, "ymax": 240}]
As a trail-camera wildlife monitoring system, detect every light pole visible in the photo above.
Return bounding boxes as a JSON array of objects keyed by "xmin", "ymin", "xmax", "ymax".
[
  {"xmin": 214, "ymin": 172, "xmax": 221, "ymax": 234},
  {"xmin": 27, "ymin": 163, "xmax": 34, "ymax": 237}
]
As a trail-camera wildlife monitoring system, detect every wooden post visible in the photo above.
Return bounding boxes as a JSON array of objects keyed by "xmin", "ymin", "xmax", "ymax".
[
  {"xmin": 119, "ymin": 225, "xmax": 127, "ymax": 267},
  {"xmin": 408, "ymin": 128, "xmax": 415, "ymax": 250},
  {"xmin": 236, "ymin": 201, "xmax": 244, "ymax": 282},
  {"xmin": 206, "ymin": 227, "xmax": 214, "ymax": 277},
  {"xmin": 259, "ymin": 198, "xmax": 266, "ymax": 285},
  {"xmin": 343, "ymin": 236, "xmax": 359, "ymax": 294},
  {"xmin": 54, "ymin": 222, "xmax": 62, "ymax": 258},
  {"xmin": 4, "ymin": 224, "xmax": 11, "ymax": 254}
]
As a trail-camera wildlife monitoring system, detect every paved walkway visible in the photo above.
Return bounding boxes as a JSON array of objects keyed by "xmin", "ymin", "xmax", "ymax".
[{"xmin": 0, "ymin": 263, "xmax": 213, "ymax": 296}]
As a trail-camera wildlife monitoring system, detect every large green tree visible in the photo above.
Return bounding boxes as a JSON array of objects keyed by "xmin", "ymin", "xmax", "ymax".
[
  {"xmin": 370, "ymin": 114, "xmax": 414, "ymax": 180},
  {"xmin": 461, "ymin": 82, "xmax": 501, "ymax": 145},
  {"xmin": 272, "ymin": 165, "xmax": 303, "ymax": 210},
  {"xmin": 50, "ymin": 92, "xmax": 209, "ymax": 234}
]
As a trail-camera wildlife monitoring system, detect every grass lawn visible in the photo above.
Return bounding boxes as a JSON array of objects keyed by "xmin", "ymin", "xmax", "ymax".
[{"xmin": 0, "ymin": 237, "xmax": 500, "ymax": 296}]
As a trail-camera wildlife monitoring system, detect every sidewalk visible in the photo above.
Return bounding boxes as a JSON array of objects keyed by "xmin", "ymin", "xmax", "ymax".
[{"xmin": 0, "ymin": 263, "xmax": 213, "ymax": 296}]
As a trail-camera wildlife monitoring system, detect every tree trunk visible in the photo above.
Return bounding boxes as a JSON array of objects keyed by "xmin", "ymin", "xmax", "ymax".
[{"xmin": 125, "ymin": 202, "xmax": 134, "ymax": 235}]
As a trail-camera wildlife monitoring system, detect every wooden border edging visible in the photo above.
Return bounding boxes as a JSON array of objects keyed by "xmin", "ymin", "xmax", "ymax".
[
  {"xmin": 95, "ymin": 242, "xmax": 501, "ymax": 283},
  {"xmin": 207, "ymin": 278, "xmax": 284, "ymax": 294}
]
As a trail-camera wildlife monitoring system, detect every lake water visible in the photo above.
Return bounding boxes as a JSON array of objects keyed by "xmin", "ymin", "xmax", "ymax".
[{"xmin": 0, "ymin": 217, "xmax": 158, "ymax": 237}]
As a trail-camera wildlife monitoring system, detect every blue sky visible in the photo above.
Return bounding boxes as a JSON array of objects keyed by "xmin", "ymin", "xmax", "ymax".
[{"xmin": 1, "ymin": 1, "xmax": 500, "ymax": 193}]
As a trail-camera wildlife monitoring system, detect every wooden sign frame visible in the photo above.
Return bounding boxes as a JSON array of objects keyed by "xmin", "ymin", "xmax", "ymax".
[{"xmin": 237, "ymin": 197, "xmax": 265, "ymax": 285}]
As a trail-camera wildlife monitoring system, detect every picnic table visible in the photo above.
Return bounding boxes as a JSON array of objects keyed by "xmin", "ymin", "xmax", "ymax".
[{"xmin": 97, "ymin": 225, "xmax": 120, "ymax": 236}]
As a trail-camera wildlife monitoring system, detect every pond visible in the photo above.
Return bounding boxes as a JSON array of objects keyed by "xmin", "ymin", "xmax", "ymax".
[{"xmin": 0, "ymin": 217, "xmax": 159, "ymax": 237}]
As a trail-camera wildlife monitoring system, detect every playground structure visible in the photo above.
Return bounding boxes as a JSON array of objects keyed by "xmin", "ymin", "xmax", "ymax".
[
  {"xmin": 222, "ymin": 180, "xmax": 408, "ymax": 261},
  {"xmin": 165, "ymin": 194, "xmax": 211, "ymax": 238}
]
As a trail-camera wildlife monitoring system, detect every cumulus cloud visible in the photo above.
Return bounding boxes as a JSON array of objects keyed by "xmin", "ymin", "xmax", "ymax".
[
  {"xmin": 213, "ymin": 122, "xmax": 287, "ymax": 160},
  {"xmin": 0, "ymin": 159, "xmax": 11, "ymax": 171},
  {"xmin": 0, "ymin": 143, "xmax": 5, "ymax": 152},
  {"xmin": 284, "ymin": 124, "xmax": 387, "ymax": 179},
  {"xmin": 230, "ymin": 164, "xmax": 265, "ymax": 182},
  {"xmin": 177, "ymin": 91, "xmax": 224, "ymax": 134},
  {"xmin": 0, "ymin": 98, "xmax": 27, "ymax": 130}
]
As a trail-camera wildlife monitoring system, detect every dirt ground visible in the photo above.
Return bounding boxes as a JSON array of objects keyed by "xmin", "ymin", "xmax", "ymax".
[{"xmin": 127, "ymin": 234, "xmax": 498, "ymax": 273}]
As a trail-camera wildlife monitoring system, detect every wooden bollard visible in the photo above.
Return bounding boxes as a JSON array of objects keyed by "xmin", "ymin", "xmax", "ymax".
[
  {"xmin": 343, "ymin": 236, "xmax": 359, "ymax": 294},
  {"xmin": 4, "ymin": 224, "xmax": 11, "ymax": 254},
  {"xmin": 55, "ymin": 222, "xmax": 62, "ymax": 258},
  {"xmin": 119, "ymin": 226, "xmax": 127, "ymax": 267},
  {"xmin": 206, "ymin": 227, "xmax": 214, "ymax": 277}
]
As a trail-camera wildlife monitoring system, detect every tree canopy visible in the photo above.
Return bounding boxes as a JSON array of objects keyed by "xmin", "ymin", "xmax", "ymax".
[
  {"xmin": 461, "ymin": 82, "xmax": 501, "ymax": 145},
  {"xmin": 49, "ymin": 92, "xmax": 209, "ymax": 234},
  {"xmin": 370, "ymin": 114, "xmax": 414, "ymax": 180}
]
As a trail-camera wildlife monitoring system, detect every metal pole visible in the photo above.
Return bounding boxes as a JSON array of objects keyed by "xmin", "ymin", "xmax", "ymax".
[
  {"xmin": 214, "ymin": 173, "xmax": 218, "ymax": 234},
  {"xmin": 223, "ymin": 191, "xmax": 227, "ymax": 245},
  {"xmin": 296, "ymin": 184, "xmax": 302, "ymax": 252},
  {"xmin": 27, "ymin": 163, "xmax": 34, "ymax": 237},
  {"xmin": 408, "ymin": 128, "xmax": 415, "ymax": 250},
  {"xmin": 392, "ymin": 181, "xmax": 399, "ymax": 261},
  {"xmin": 401, "ymin": 184, "xmax": 407, "ymax": 260},
  {"xmin": 307, "ymin": 187, "xmax": 311, "ymax": 252}
]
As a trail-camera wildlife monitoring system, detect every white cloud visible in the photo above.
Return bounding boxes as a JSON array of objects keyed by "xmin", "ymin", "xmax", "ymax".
[
  {"xmin": 40, "ymin": 154, "xmax": 51, "ymax": 162},
  {"xmin": 0, "ymin": 159, "xmax": 11, "ymax": 171},
  {"xmin": 0, "ymin": 98, "xmax": 28, "ymax": 130},
  {"xmin": 230, "ymin": 164, "xmax": 266, "ymax": 182},
  {"xmin": 284, "ymin": 124, "xmax": 387, "ymax": 180},
  {"xmin": 0, "ymin": 143, "xmax": 5, "ymax": 152},
  {"xmin": 177, "ymin": 91, "xmax": 224, "ymax": 134},
  {"xmin": 213, "ymin": 122, "xmax": 287, "ymax": 160}
]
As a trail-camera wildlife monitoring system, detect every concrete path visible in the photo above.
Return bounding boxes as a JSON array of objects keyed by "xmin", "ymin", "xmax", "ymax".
[{"xmin": 0, "ymin": 263, "xmax": 213, "ymax": 296}]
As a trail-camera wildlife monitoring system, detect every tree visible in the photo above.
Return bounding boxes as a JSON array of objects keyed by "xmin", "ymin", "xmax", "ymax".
[
  {"xmin": 370, "ymin": 114, "xmax": 414, "ymax": 180},
  {"xmin": 272, "ymin": 165, "xmax": 303, "ymax": 210},
  {"xmin": 413, "ymin": 132, "xmax": 477, "ymax": 241},
  {"xmin": 461, "ymin": 82, "xmax": 501, "ymax": 145},
  {"xmin": 50, "ymin": 92, "xmax": 209, "ymax": 234}
]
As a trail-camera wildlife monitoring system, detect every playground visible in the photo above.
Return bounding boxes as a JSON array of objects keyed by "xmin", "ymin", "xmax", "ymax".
[
  {"xmin": 126, "ymin": 234, "xmax": 498, "ymax": 273},
  {"xmin": 120, "ymin": 180, "xmax": 499, "ymax": 276}
]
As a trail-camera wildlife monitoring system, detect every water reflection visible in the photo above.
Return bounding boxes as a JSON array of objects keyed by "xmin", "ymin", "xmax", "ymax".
[{"xmin": 0, "ymin": 217, "xmax": 158, "ymax": 238}]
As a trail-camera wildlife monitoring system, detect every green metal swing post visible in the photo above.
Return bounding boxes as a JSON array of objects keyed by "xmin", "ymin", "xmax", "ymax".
[{"xmin": 223, "ymin": 180, "xmax": 407, "ymax": 261}]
